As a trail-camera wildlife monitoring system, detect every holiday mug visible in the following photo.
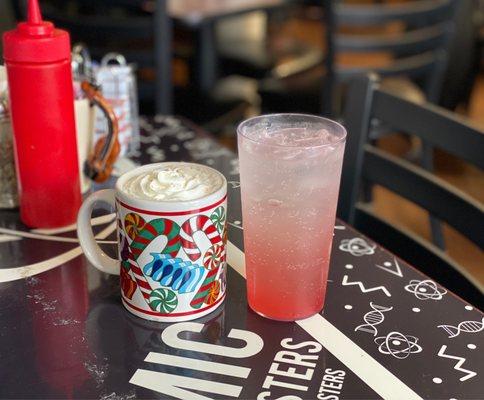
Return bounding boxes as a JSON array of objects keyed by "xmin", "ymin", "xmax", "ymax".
[{"xmin": 77, "ymin": 162, "xmax": 228, "ymax": 322}]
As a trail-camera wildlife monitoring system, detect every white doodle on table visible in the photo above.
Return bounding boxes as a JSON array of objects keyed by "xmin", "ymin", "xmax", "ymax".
[
  {"xmin": 467, "ymin": 344, "xmax": 476, "ymax": 350},
  {"xmin": 432, "ymin": 377, "xmax": 442, "ymax": 384},
  {"xmin": 412, "ymin": 307, "xmax": 421, "ymax": 313},
  {"xmin": 0, "ymin": 234, "xmax": 21, "ymax": 243},
  {"xmin": 229, "ymin": 159, "xmax": 239, "ymax": 175},
  {"xmin": 465, "ymin": 305, "xmax": 473, "ymax": 311},
  {"xmin": 339, "ymin": 238, "xmax": 376, "ymax": 256},
  {"xmin": 184, "ymin": 138, "xmax": 232, "ymax": 160},
  {"xmin": 437, "ymin": 345, "xmax": 477, "ymax": 382},
  {"xmin": 227, "ymin": 222, "xmax": 243, "ymax": 231},
  {"xmin": 375, "ymin": 332, "xmax": 422, "ymax": 359},
  {"xmin": 175, "ymin": 131, "xmax": 195, "ymax": 141},
  {"xmin": 345, "ymin": 264, "xmax": 354, "ymax": 270},
  {"xmin": 139, "ymin": 134, "xmax": 160, "ymax": 145},
  {"xmin": 0, "ymin": 214, "xmax": 116, "ymax": 245},
  {"xmin": 355, "ymin": 302, "xmax": 393, "ymax": 336},
  {"xmin": 345, "ymin": 305, "xmax": 353, "ymax": 310},
  {"xmin": 146, "ymin": 146, "xmax": 166, "ymax": 162},
  {"xmin": 438, "ymin": 317, "xmax": 484, "ymax": 338},
  {"xmin": 0, "ymin": 221, "xmax": 116, "ymax": 283},
  {"xmin": 228, "ymin": 181, "xmax": 240, "ymax": 189},
  {"xmin": 342, "ymin": 275, "xmax": 391, "ymax": 297},
  {"xmin": 375, "ymin": 258, "xmax": 403, "ymax": 278},
  {"xmin": 404, "ymin": 279, "xmax": 447, "ymax": 300}
]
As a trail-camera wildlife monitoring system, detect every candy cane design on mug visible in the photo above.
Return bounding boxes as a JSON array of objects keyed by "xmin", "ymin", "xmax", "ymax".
[
  {"xmin": 122, "ymin": 211, "xmax": 226, "ymax": 316},
  {"xmin": 180, "ymin": 215, "xmax": 223, "ymax": 261}
]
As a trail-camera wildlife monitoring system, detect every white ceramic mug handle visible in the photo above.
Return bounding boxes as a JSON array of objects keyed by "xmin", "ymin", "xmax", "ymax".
[{"xmin": 77, "ymin": 189, "xmax": 120, "ymax": 275}]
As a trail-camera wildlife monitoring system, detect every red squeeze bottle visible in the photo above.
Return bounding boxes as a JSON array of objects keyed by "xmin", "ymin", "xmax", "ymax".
[{"xmin": 3, "ymin": 0, "xmax": 81, "ymax": 228}]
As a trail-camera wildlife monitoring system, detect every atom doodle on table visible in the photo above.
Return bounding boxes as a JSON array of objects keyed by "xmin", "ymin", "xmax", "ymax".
[
  {"xmin": 339, "ymin": 237, "xmax": 376, "ymax": 256},
  {"xmin": 404, "ymin": 279, "xmax": 447, "ymax": 300},
  {"xmin": 355, "ymin": 302, "xmax": 394, "ymax": 336},
  {"xmin": 438, "ymin": 317, "xmax": 484, "ymax": 338},
  {"xmin": 375, "ymin": 331, "xmax": 423, "ymax": 359}
]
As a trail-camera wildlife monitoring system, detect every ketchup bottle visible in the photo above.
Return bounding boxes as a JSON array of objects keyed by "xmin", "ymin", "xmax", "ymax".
[{"xmin": 2, "ymin": 0, "xmax": 81, "ymax": 228}]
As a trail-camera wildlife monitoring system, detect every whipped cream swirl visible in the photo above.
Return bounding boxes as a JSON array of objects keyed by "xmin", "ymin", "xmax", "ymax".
[{"xmin": 123, "ymin": 164, "xmax": 223, "ymax": 201}]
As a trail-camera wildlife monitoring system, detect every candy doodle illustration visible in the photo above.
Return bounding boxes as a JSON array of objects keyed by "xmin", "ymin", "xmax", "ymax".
[
  {"xmin": 438, "ymin": 317, "xmax": 484, "ymax": 338},
  {"xmin": 355, "ymin": 302, "xmax": 393, "ymax": 336},
  {"xmin": 404, "ymin": 279, "xmax": 447, "ymax": 300},
  {"xmin": 190, "ymin": 265, "xmax": 221, "ymax": 309},
  {"xmin": 120, "ymin": 267, "xmax": 137, "ymax": 299},
  {"xmin": 342, "ymin": 275, "xmax": 391, "ymax": 297},
  {"xmin": 375, "ymin": 258, "xmax": 403, "ymax": 278},
  {"xmin": 143, "ymin": 253, "xmax": 204, "ymax": 294},
  {"xmin": 210, "ymin": 206, "xmax": 226, "ymax": 234},
  {"xmin": 130, "ymin": 217, "xmax": 181, "ymax": 259},
  {"xmin": 126, "ymin": 254, "xmax": 154, "ymax": 302},
  {"xmin": 203, "ymin": 244, "xmax": 225, "ymax": 270},
  {"xmin": 149, "ymin": 288, "xmax": 178, "ymax": 313},
  {"xmin": 206, "ymin": 280, "xmax": 221, "ymax": 305},
  {"xmin": 339, "ymin": 237, "xmax": 376, "ymax": 256},
  {"xmin": 124, "ymin": 213, "xmax": 146, "ymax": 240},
  {"xmin": 180, "ymin": 215, "xmax": 222, "ymax": 261},
  {"xmin": 119, "ymin": 232, "xmax": 154, "ymax": 302},
  {"xmin": 375, "ymin": 331, "xmax": 422, "ymax": 359},
  {"xmin": 117, "ymin": 211, "xmax": 226, "ymax": 316},
  {"xmin": 437, "ymin": 345, "xmax": 477, "ymax": 381}
]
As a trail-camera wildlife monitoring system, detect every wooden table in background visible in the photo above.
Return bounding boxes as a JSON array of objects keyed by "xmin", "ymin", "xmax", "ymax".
[{"xmin": 169, "ymin": 0, "xmax": 289, "ymax": 91}]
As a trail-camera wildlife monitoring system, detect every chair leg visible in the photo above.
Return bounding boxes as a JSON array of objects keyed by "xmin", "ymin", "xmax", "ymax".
[{"xmin": 422, "ymin": 142, "xmax": 446, "ymax": 250}]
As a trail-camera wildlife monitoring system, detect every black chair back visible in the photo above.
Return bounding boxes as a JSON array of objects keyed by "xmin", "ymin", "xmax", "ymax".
[
  {"xmin": 323, "ymin": 0, "xmax": 456, "ymax": 114},
  {"xmin": 338, "ymin": 73, "xmax": 484, "ymax": 308}
]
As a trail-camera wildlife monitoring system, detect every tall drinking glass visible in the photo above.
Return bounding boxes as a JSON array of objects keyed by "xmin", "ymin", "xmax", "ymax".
[{"xmin": 238, "ymin": 114, "xmax": 347, "ymax": 321}]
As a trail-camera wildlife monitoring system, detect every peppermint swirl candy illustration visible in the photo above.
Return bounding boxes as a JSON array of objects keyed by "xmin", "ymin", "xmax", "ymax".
[
  {"xmin": 124, "ymin": 213, "xmax": 146, "ymax": 240},
  {"xmin": 149, "ymin": 288, "xmax": 178, "ymax": 313},
  {"xmin": 206, "ymin": 280, "xmax": 221, "ymax": 305},
  {"xmin": 190, "ymin": 266, "xmax": 219, "ymax": 309},
  {"xmin": 210, "ymin": 206, "xmax": 226, "ymax": 234},
  {"xmin": 203, "ymin": 244, "xmax": 225, "ymax": 270}
]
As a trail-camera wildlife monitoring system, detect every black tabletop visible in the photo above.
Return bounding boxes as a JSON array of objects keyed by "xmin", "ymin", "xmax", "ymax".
[{"xmin": 0, "ymin": 116, "xmax": 482, "ymax": 400}]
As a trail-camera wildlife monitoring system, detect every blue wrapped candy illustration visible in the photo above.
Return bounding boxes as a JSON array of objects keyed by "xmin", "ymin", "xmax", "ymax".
[{"xmin": 143, "ymin": 253, "xmax": 205, "ymax": 294}]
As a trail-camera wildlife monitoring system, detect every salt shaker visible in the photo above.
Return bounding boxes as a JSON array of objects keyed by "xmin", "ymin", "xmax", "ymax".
[{"xmin": 94, "ymin": 53, "xmax": 140, "ymax": 157}]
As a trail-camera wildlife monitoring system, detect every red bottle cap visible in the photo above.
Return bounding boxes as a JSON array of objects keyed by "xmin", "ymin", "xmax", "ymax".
[{"xmin": 2, "ymin": 0, "xmax": 71, "ymax": 63}]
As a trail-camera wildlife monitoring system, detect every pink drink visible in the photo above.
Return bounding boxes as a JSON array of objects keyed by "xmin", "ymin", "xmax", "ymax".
[{"xmin": 238, "ymin": 115, "xmax": 346, "ymax": 320}]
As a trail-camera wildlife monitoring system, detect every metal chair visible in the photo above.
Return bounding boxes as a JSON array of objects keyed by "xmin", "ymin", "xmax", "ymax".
[
  {"xmin": 259, "ymin": 0, "xmax": 456, "ymax": 115},
  {"xmin": 338, "ymin": 74, "xmax": 484, "ymax": 308}
]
